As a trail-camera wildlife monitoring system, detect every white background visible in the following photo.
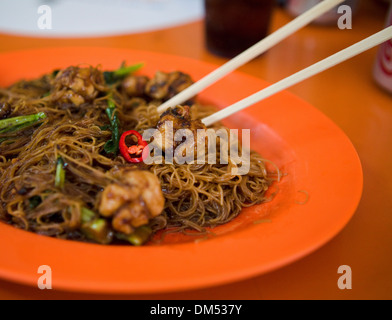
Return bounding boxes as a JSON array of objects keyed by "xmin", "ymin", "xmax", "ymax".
[{"xmin": 0, "ymin": 0, "xmax": 204, "ymax": 37}]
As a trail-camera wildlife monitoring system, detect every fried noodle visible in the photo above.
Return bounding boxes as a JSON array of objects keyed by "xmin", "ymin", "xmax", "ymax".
[{"xmin": 0, "ymin": 65, "xmax": 278, "ymax": 244}]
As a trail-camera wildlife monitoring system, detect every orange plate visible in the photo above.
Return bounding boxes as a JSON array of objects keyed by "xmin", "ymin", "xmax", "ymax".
[{"xmin": 0, "ymin": 47, "xmax": 363, "ymax": 293}]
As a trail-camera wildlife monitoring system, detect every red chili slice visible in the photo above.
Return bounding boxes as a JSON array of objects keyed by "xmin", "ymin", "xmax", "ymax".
[{"xmin": 119, "ymin": 130, "xmax": 148, "ymax": 163}]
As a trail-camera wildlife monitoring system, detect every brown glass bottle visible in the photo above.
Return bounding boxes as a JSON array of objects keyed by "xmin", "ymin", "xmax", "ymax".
[{"xmin": 204, "ymin": 0, "xmax": 275, "ymax": 58}]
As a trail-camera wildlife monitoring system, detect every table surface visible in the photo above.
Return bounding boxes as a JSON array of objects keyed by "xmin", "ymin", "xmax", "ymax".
[{"xmin": 0, "ymin": 1, "xmax": 391, "ymax": 300}]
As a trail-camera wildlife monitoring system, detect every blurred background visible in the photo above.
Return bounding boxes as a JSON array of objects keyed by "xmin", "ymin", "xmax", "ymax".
[
  {"xmin": 0, "ymin": 1, "xmax": 389, "ymax": 38},
  {"xmin": 0, "ymin": 0, "xmax": 204, "ymax": 37}
]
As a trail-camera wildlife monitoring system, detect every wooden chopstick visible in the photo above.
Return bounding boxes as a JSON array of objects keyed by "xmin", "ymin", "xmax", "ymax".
[
  {"xmin": 201, "ymin": 26, "xmax": 392, "ymax": 127},
  {"xmin": 157, "ymin": 0, "xmax": 345, "ymax": 114}
]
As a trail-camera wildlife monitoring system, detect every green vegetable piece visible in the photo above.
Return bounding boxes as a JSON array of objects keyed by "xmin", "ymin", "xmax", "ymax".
[
  {"xmin": 82, "ymin": 218, "xmax": 113, "ymax": 245},
  {"xmin": 0, "ymin": 112, "xmax": 47, "ymax": 134},
  {"xmin": 117, "ymin": 225, "xmax": 152, "ymax": 246},
  {"xmin": 113, "ymin": 62, "xmax": 144, "ymax": 77},
  {"xmin": 103, "ymin": 97, "xmax": 120, "ymax": 155},
  {"xmin": 55, "ymin": 157, "xmax": 66, "ymax": 189},
  {"xmin": 28, "ymin": 196, "xmax": 42, "ymax": 210},
  {"xmin": 103, "ymin": 62, "xmax": 144, "ymax": 85},
  {"xmin": 52, "ymin": 69, "xmax": 60, "ymax": 77},
  {"xmin": 81, "ymin": 207, "xmax": 96, "ymax": 224}
]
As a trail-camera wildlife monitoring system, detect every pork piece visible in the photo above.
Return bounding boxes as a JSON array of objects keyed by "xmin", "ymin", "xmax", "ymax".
[
  {"xmin": 122, "ymin": 75, "xmax": 149, "ymax": 97},
  {"xmin": 145, "ymin": 71, "xmax": 194, "ymax": 101},
  {"xmin": 51, "ymin": 66, "xmax": 105, "ymax": 106},
  {"xmin": 99, "ymin": 170, "xmax": 164, "ymax": 235},
  {"xmin": 155, "ymin": 105, "xmax": 207, "ymax": 155}
]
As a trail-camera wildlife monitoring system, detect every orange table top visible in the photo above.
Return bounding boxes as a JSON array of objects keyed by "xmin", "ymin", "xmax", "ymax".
[{"xmin": 0, "ymin": 1, "xmax": 391, "ymax": 300}]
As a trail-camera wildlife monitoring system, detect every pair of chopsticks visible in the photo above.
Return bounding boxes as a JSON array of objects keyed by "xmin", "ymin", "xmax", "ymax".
[{"xmin": 157, "ymin": 0, "xmax": 392, "ymax": 127}]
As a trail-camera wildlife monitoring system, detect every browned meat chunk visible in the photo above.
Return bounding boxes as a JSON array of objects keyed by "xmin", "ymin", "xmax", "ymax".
[
  {"xmin": 145, "ymin": 71, "xmax": 194, "ymax": 101},
  {"xmin": 122, "ymin": 75, "xmax": 149, "ymax": 97},
  {"xmin": 155, "ymin": 105, "xmax": 207, "ymax": 156},
  {"xmin": 51, "ymin": 66, "xmax": 104, "ymax": 106},
  {"xmin": 99, "ymin": 170, "xmax": 164, "ymax": 235}
]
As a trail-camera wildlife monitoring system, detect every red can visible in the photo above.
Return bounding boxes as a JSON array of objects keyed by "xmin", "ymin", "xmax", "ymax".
[{"xmin": 373, "ymin": 2, "xmax": 392, "ymax": 93}]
